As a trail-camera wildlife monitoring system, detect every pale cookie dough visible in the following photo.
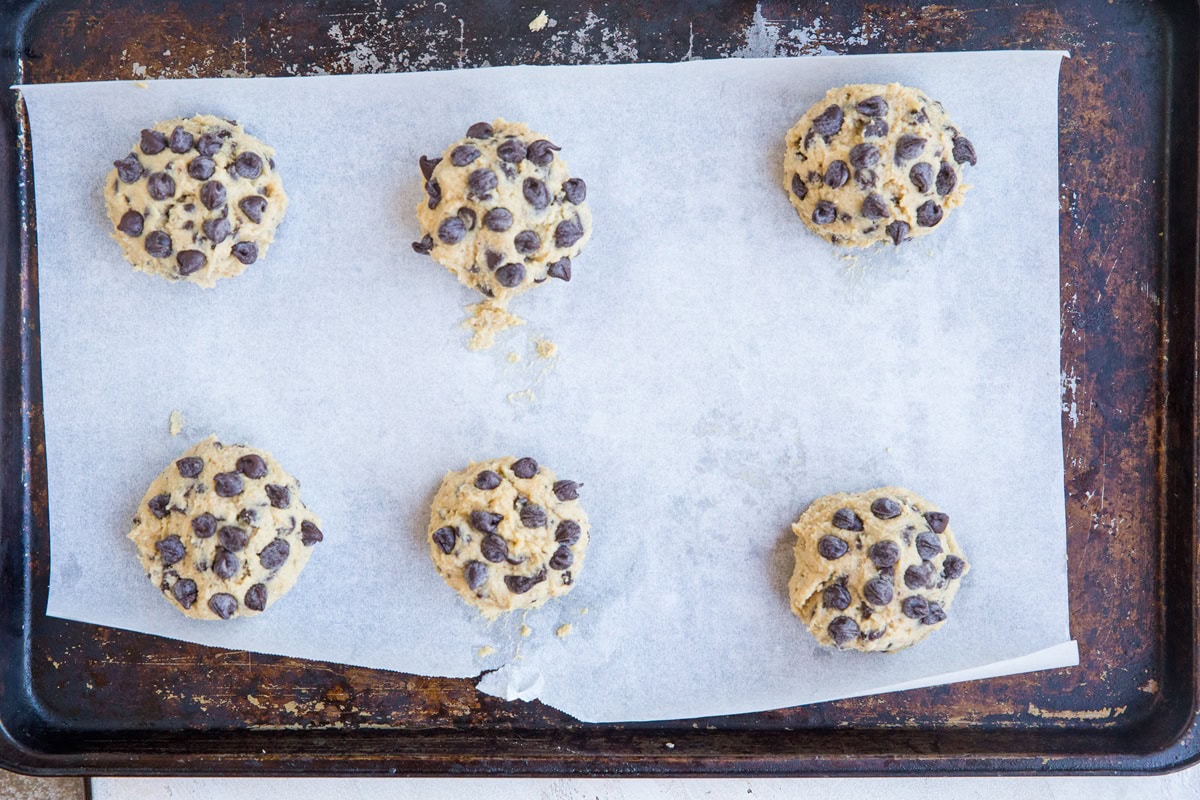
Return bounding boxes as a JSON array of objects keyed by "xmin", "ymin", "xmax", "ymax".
[
  {"xmin": 412, "ymin": 119, "xmax": 592, "ymax": 304},
  {"xmin": 427, "ymin": 456, "xmax": 589, "ymax": 617},
  {"xmin": 105, "ymin": 114, "xmax": 288, "ymax": 287},
  {"xmin": 783, "ymin": 84, "xmax": 978, "ymax": 247},
  {"xmin": 128, "ymin": 435, "xmax": 324, "ymax": 620},
  {"xmin": 788, "ymin": 486, "xmax": 969, "ymax": 652}
]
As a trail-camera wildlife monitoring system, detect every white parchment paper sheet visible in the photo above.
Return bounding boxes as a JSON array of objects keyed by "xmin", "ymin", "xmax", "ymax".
[{"xmin": 25, "ymin": 51, "xmax": 1075, "ymax": 723}]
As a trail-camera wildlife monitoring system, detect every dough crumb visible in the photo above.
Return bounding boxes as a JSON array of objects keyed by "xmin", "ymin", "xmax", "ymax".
[
  {"xmin": 506, "ymin": 351, "xmax": 521, "ymax": 363},
  {"xmin": 133, "ymin": 80, "xmax": 149, "ymax": 89},
  {"xmin": 520, "ymin": 624, "xmax": 532, "ymax": 637},
  {"xmin": 1139, "ymin": 679, "xmax": 1159, "ymax": 694},
  {"xmin": 556, "ymin": 623, "xmax": 573, "ymax": 638},
  {"xmin": 464, "ymin": 300, "xmax": 525, "ymax": 351},
  {"xmin": 665, "ymin": 742, "xmax": 675, "ymax": 749},
  {"xmin": 477, "ymin": 645, "xmax": 496, "ymax": 657},
  {"xmin": 168, "ymin": 410, "xmax": 184, "ymax": 436},
  {"xmin": 534, "ymin": 338, "xmax": 558, "ymax": 359},
  {"xmin": 580, "ymin": 607, "xmax": 589, "ymax": 615},
  {"xmin": 529, "ymin": 10, "xmax": 550, "ymax": 31},
  {"xmin": 507, "ymin": 388, "xmax": 536, "ymax": 404}
]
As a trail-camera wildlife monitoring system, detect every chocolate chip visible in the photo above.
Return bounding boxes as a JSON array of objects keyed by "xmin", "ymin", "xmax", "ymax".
[
  {"xmin": 561, "ymin": 570, "xmax": 573, "ymax": 585},
  {"xmin": 894, "ymin": 135, "xmax": 926, "ymax": 164},
  {"xmin": 832, "ymin": 509, "xmax": 863, "ymax": 531},
  {"xmin": 145, "ymin": 492, "xmax": 170, "ymax": 519},
  {"xmin": 863, "ymin": 576, "xmax": 894, "ymax": 606},
  {"xmin": 512, "ymin": 457, "xmax": 538, "ymax": 478},
  {"xmin": 437, "ymin": 216, "xmax": 466, "ymax": 245},
  {"xmin": 555, "ymin": 219, "xmax": 585, "ymax": 248},
  {"xmin": 234, "ymin": 454, "xmax": 266, "ymax": 479},
  {"xmin": 175, "ymin": 457, "xmax": 203, "ymax": 478},
  {"xmin": 239, "ymin": 195, "xmax": 267, "ymax": 223},
  {"xmin": 212, "ymin": 548, "xmax": 239, "ymax": 579},
  {"xmin": 235, "ymin": 152, "xmax": 263, "ymax": 179},
  {"xmin": 136, "ymin": 126, "xmax": 167, "ymax": 155},
  {"xmin": 812, "ymin": 201, "xmax": 837, "ymax": 225},
  {"xmin": 412, "ymin": 234, "xmax": 434, "ymax": 254},
  {"xmin": 504, "ymin": 572, "xmax": 544, "ymax": 594},
  {"xmin": 791, "ymin": 173, "xmax": 807, "ymax": 200},
  {"xmin": 116, "ymin": 210, "xmax": 144, "ymax": 237},
  {"xmin": 470, "ymin": 510, "xmax": 503, "ymax": 534},
  {"xmin": 520, "ymin": 504, "xmax": 547, "ymax": 528},
  {"xmin": 202, "ymin": 217, "xmax": 231, "ymax": 245},
  {"xmin": 812, "ymin": 105, "xmax": 844, "ymax": 137},
  {"xmin": 936, "ymin": 162, "xmax": 957, "ymax": 195},
  {"xmin": 909, "ymin": 162, "xmax": 934, "ymax": 194},
  {"xmin": 237, "ymin": 508, "xmax": 257, "ymax": 526},
  {"xmin": 456, "ymin": 207, "xmax": 477, "ymax": 232},
  {"xmin": 871, "ymin": 497, "xmax": 901, "ymax": 519},
  {"xmin": 863, "ymin": 119, "xmax": 888, "ymax": 138},
  {"xmin": 828, "ymin": 615, "xmax": 859, "ymax": 646},
  {"xmin": 483, "ymin": 207, "xmax": 513, "ymax": 232},
  {"xmin": 547, "ymin": 258, "xmax": 571, "ymax": 281},
  {"xmin": 817, "ymin": 535, "xmax": 848, "ymax": 560},
  {"xmin": 901, "ymin": 595, "xmax": 929, "ymax": 619},
  {"xmin": 475, "ymin": 470, "xmax": 501, "ymax": 490},
  {"xmin": 921, "ymin": 601, "xmax": 947, "ymax": 625},
  {"xmin": 904, "ymin": 562, "xmax": 935, "ymax": 590},
  {"xmin": 527, "ymin": 139, "xmax": 560, "ymax": 166},
  {"xmin": 916, "ymin": 200, "xmax": 943, "ymax": 227},
  {"xmin": 113, "ymin": 153, "xmax": 143, "ymax": 183},
  {"xmin": 218, "ymin": 525, "xmax": 249, "ymax": 552},
  {"xmin": 192, "ymin": 513, "xmax": 217, "ymax": 538},
  {"xmin": 467, "ymin": 122, "xmax": 494, "ymax": 138},
  {"xmin": 861, "ymin": 193, "xmax": 888, "ymax": 220},
  {"xmin": 868, "ymin": 540, "xmax": 900, "ymax": 569},
  {"xmin": 231, "ymin": 242, "xmax": 258, "ymax": 265},
  {"xmin": 886, "ymin": 220, "xmax": 910, "ymax": 245},
  {"xmin": 265, "ymin": 484, "xmax": 291, "ymax": 509},
  {"xmin": 556, "ymin": 519, "xmax": 581, "ymax": 545},
  {"xmin": 924, "ymin": 512, "xmax": 949, "ymax": 533},
  {"xmin": 850, "ymin": 143, "xmax": 880, "ymax": 170},
  {"xmin": 176, "ymin": 250, "xmax": 206, "ymax": 276},
  {"xmin": 419, "ymin": 155, "xmax": 441, "ymax": 179},
  {"xmin": 194, "ymin": 182, "xmax": 225, "ymax": 213},
  {"xmin": 187, "ymin": 156, "xmax": 215, "ymax": 180},
  {"xmin": 562, "ymin": 177, "xmax": 587, "ymax": 205},
  {"xmin": 259, "ymin": 538, "xmax": 290, "ymax": 570},
  {"xmin": 432, "ymin": 526, "xmax": 457, "ymax": 554},
  {"xmin": 823, "ymin": 583, "xmax": 852, "ymax": 610},
  {"xmin": 169, "ymin": 126, "xmax": 194, "ymax": 153},
  {"xmin": 549, "ymin": 545, "xmax": 574, "ymax": 570},
  {"xmin": 855, "ymin": 95, "xmax": 888, "ymax": 117},
  {"xmin": 952, "ymin": 135, "xmax": 977, "ymax": 166},
  {"xmin": 208, "ymin": 593, "xmax": 238, "ymax": 619},
  {"xmin": 480, "ymin": 533, "xmax": 508, "ymax": 562},
  {"xmin": 497, "ymin": 138, "xmax": 527, "ymax": 163},
  {"xmin": 156, "ymin": 535, "xmax": 185, "ymax": 565},
  {"xmin": 824, "ymin": 160, "xmax": 849, "ymax": 189},
  {"xmin": 300, "ymin": 520, "xmax": 323, "ymax": 545},
  {"xmin": 467, "ymin": 168, "xmax": 498, "ymax": 195},
  {"xmin": 522, "ymin": 177, "xmax": 552, "ymax": 210},
  {"xmin": 425, "ymin": 179, "xmax": 442, "ymax": 209},
  {"xmin": 172, "ymin": 578, "xmax": 198, "ymax": 609},
  {"xmin": 553, "ymin": 480, "xmax": 579, "ymax": 501},
  {"xmin": 244, "ymin": 583, "xmax": 267, "ymax": 611},
  {"xmin": 514, "ymin": 230, "xmax": 541, "ymax": 255},
  {"xmin": 464, "ymin": 560, "xmax": 488, "ymax": 590},
  {"xmin": 451, "ymin": 144, "xmax": 480, "ymax": 167},
  {"xmin": 915, "ymin": 531, "xmax": 943, "ymax": 560},
  {"xmin": 496, "ymin": 262, "xmax": 526, "ymax": 288},
  {"xmin": 942, "ymin": 555, "xmax": 966, "ymax": 580},
  {"xmin": 198, "ymin": 132, "xmax": 226, "ymax": 156},
  {"xmin": 213, "ymin": 471, "xmax": 244, "ymax": 497}
]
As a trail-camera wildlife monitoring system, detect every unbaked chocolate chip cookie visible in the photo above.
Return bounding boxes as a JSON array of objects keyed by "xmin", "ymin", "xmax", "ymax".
[
  {"xmin": 788, "ymin": 486, "xmax": 969, "ymax": 652},
  {"xmin": 427, "ymin": 456, "xmax": 589, "ymax": 617},
  {"xmin": 412, "ymin": 119, "xmax": 592, "ymax": 302},
  {"xmin": 105, "ymin": 114, "xmax": 287, "ymax": 287},
  {"xmin": 783, "ymin": 84, "xmax": 977, "ymax": 247},
  {"xmin": 128, "ymin": 436, "xmax": 324, "ymax": 620}
]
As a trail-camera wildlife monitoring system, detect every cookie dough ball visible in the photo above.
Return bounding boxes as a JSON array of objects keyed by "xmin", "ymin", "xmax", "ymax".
[
  {"xmin": 128, "ymin": 436, "xmax": 324, "ymax": 620},
  {"xmin": 788, "ymin": 487, "xmax": 969, "ymax": 652},
  {"xmin": 105, "ymin": 114, "xmax": 288, "ymax": 287},
  {"xmin": 412, "ymin": 119, "xmax": 592, "ymax": 302},
  {"xmin": 427, "ymin": 456, "xmax": 589, "ymax": 617},
  {"xmin": 783, "ymin": 84, "xmax": 977, "ymax": 247}
]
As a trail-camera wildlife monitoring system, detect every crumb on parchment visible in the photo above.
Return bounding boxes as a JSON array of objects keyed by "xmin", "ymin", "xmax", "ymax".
[
  {"xmin": 464, "ymin": 300, "xmax": 525, "ymax": 351},
  {"xmin": 534, "ymin": 338, "xmax": 558, "ymax": 359},
  {"xmin": 520, "ymin": 624, "xmax": 532, "ymax": 637},
  {"xmin": 133, "ymin": 80, "xmax": 149, "ymax": 89},
  {"xmin": 529, "ymin": 10, "xmax": 550, "ymax": 31},
  {"xmin": 477, "ymin": 645, "xmax": 496, "ymax": 658},
  {"xmin": 556, "ymin": 623, "xmax": 573, "ymax": 638},
  {"xmin": 168, "ymin": 410, "xmax": 184, "ymax": 435},
  {"xmin": 507, "ymin": 351, "xmax": 521, "ymax": 363}
]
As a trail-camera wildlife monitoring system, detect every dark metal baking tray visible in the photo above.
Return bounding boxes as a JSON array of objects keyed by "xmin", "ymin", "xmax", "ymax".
[{"xmin": 1, "ymin": 0, "xmax": 1198, "ymax": 777}]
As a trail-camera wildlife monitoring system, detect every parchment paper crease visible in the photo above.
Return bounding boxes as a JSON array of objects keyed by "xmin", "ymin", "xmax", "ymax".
[{"xmin": 25, "ymin": 51, "xmax": 1076, "ymax": 723}]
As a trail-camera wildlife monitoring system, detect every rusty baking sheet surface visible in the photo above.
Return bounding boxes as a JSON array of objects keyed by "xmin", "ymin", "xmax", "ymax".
[{"xmin": 1, "ymin": 0, "xmax": 1197, "ymax": 777}]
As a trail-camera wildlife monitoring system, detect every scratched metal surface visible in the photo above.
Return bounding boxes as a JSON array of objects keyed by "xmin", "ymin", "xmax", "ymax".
[{"xmin": 1, "ymin": 0, "xmax": 1198, "ymax": 776}]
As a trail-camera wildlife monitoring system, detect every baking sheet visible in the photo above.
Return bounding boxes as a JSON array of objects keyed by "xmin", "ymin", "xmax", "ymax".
[{"xmin": 25, "ymin": 50, "xmax": 1075, "ymax": 723}]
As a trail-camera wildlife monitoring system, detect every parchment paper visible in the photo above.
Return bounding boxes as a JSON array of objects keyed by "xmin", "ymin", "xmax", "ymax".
[{"xmin": 25, "ymin": 50, "xmax": 1075, "ymax": 723}]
